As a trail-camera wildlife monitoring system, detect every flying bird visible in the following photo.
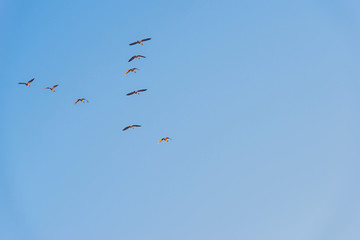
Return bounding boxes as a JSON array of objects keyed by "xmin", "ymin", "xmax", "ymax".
[
  {"xmin": 123, "ymin": 125, "xmax": 141, "ymax": 131},
  {"xmin": 125, "ymin": 68, "xmax": 139, "ymax": 76},
  {"xmin": 126, "ymin": 89, "xmax": 147, "ymax": 96},
  {"xmin": 18, "ymin": 78, "xmax": 34, "ymax": 87},
  {"xmin": 128, "ymin": 55, "xmax": 146, "ymax": 62},
  {"xmin": 129, "ymin": 38, "xmax": 151, "ymax": 46},
  {"xmin": 158, "ymin": 137, "xmax": 172, "ymax": 144},
  {"xmin": 74, "ymin": 98, "xmax": 88, "ymax": 105},
  {"xmin": 44, "ymin": 85, "xmax": 59, "ymax": 92}
]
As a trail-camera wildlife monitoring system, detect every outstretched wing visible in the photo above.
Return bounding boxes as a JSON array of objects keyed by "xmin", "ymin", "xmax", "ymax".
[
  {"xmin": 158, "ymin": 139, "xmax": 164, "ymax": 144},
  {"xmin": 126, "ymin": 91, "xmax": 135, "ymax": 96},
  {"xmin": 74, "ymin": 99, "xmax": 80, "ymax": 104},
  {"xmin": 28, "ymin": 78, "xmax": 34, "ymax": 83},
  {"xmin": 53, "ymin": 85, "xmax": 59, "ymax": 88},
  {"xmin": 129, "ymin": 41, "xmax": 138, "ymax": 46},
  {"xmin": 138, "ymin": 55, "xmax": 146, "ymax": 58},
  {"xmin": 125, "ymin": 69, "xmax": 131, "ymax": 75},
  {"xmin": 44, "ymin": 87, "xmax": 50, "ymax": 89},
  {"xmin": 123, "ymin": 126, "xmax": 131, "ymax": 131},
  {"xmin": 133, "ymin": 125, "xmax": 141, "ymax": 128},
  {"xmin": 142, "ymin": 38, "xmax": 151, "ymax": 42},
  {"xmin": 18, "ymin": 82, "xmax": 26, "ymax": 85},
  {"xmin": 83, "ymin": 98, "xmax": 88, "ymax": 102},
  {"xmin": 128, "ymin": 56, "xmax": 136, "ymax": 62},
  {"xmin": 138, "ymin": 89, "xmax": 147, "ymax": 92}
]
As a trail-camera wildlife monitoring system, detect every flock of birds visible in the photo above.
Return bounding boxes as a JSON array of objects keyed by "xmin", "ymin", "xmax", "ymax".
[{"xmin": 18, "ymin": 37, "xmax": 172, "ymax": 144}]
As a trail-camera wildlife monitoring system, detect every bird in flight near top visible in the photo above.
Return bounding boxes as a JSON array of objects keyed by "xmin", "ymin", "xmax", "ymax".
[
  {"xmin": 128, "ymin": 55, "xmax": 146, "ymax": 62},
  {"xmin": 125, "ymin": 68, "xmax": 139, "ymax": 75},
  {"xmin": 129, "ymin": 38, "xmax": 151, "ymax": 46},
  {"xmin": 123, "ymin": 125, "xmax": 141, "ymax": 131},
  {"xmin": 126, "ymin": 89, "xmax": 147, "ymax": 96},
  {"xmin": 158, "ymin": 137, "xmax": 172, "ymax": 144},
  {"xmin": 74, "ymin": 98, "xmax": 88, "ymax": 105},
  {"xmin": 18, "ymin": 78, "xmax": 34, "ymax": 87},
  {"xmin": 44, "ymin": 85, "xmax": 59, "ymax": 92}
]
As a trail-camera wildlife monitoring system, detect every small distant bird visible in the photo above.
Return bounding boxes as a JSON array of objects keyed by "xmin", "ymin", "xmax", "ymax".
[
  {"xmin": 128, "ymin": 55, "xmax": 146, "ymax": 62},
  {"xmin": 123, "ymin": 125, "xmax": 141, "ymax": 131},
  {"xmin": 74, "ymin": 98, "xmax": 88, "ymax": 105},
  {"xmin": 129, "ymin": 38, "xmax": 151, "ymax": 46},
  {"xmin": 44, "ymin": 85, "xmax": 59, "ymax": 92},
  {"xmin": 158, "ymin": 137, "xmax": 171, "ymax": 144},
  {"xmin": 126, "ymin": 89, "xmax": 147, "ymax": 96},
  {"xmin": 18, "ymin": 78, "xmax": 34, "ymax": 87},
  {"xmin": 125, "ymin": 68, "xmax": 139, "ymax": 76}
]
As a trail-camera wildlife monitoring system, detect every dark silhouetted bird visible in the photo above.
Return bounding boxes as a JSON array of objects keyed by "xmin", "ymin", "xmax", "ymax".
[
  {"xmin": 125, "ymin": 68, "xmax": 139, "ymax": 76},
  {"xmin": 74, "ymin": 98, "xmax": 88, "ymax": 105},
  {"xmin": 44, "ymin": 85, "xmax": 59, "ymax": 92},
  {"xmin": 158, "ymin": 137, "xmax": 171, "ymax": 144},
  {"xmin": 123, "ymin": 125, "xmax": 141, "ymax": 131},
  {"xmin": 128, "ymin": 55, "xmax": 146, "ymax": 62},
  {"xmin": 126, "ymin": 89, "xmax": 147, "ymax": 96},
  {"xmin": 18, "ymin": 78, "xmax": 34, "ymax": 87},
  {"xmin": 129, "ymin": 38, "xmax": 151, "ymax": 46}
]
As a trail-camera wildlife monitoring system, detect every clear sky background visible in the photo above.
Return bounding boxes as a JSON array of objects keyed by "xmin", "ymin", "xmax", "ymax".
[{"xmin": 1, "ymin": 0, "xmax": 360, "ymax": 239}]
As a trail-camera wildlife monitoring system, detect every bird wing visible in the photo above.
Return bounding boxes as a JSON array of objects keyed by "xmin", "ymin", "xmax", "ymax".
[
  {"xmin": 126, "ymin": 91, "xmax": 135, "ymax": 96},
  {"xmin": 83, "ymin": 98, "xmax": 88, "ymax": 102},
  {"xmin": 74, "ymin": 99, "xmax": 80, "ymax": 104},
  {"xmin": 138, "ymin": 55, "xmax": 146, "ymax": 58},
  {"xmin": 123, "ymin": 126, "xmax": 130, "ymax": 131},
  {"xmin": 18, "ymin": 82, "xmax": 26, "ymax": 85},
  {"xmin": 142, "ymin": 38, "xmax": 151, "ymax": 42},
  {"xmin": 53, "ymin": 85, "xmax": 59, "ymax": 88},
  {"xmin": 44, "ymin": 87, "xmax": 50, "ymax": 89},
  {"xmin": 158, "ymin": 139, "xmax": 164, "ymax": 144},
  {"xmin": 128, "ymin": 56, "xmax": 136, "ymax": 62},
  {"xmin": 129, "ymin": 41, "xmax": 138, "ymax": 45},
  {"xmin": 138, "ymin": 89, "xmax": 147, "ymax": 92},
  {"xmin": 125, "ymin": 69, "xmax": 131, "ymax": 75},
  {"xmin": 133, "ymin": 125, "xmax": 141, "ymax": 127},
  {"xmin": 28, "ymin": 78, "xmax": 34, "ymax": 83}
]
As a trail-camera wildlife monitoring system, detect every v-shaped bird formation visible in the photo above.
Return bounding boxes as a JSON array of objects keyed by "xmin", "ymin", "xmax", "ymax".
[
  {"xmin": 18, "ymin": 37, "xmax": 172, "ymax": 144},
  {"xmin": 124, "ymin": 37, "xmax": 171, "ymax": 143}
]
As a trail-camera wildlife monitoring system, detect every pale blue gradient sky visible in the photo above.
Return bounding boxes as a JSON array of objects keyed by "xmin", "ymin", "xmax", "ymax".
[{"xmin": 1, "ymin": 0, "xmax": 360, "ymax": 239}]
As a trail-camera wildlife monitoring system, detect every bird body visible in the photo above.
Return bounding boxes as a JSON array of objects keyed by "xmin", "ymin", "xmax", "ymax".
[
  {"xmin": 74, "ymin": 98, "xmax": 88, "ymax": 104},
  {"xmin": 129, "ymin": 38, "xmax": 151, "ymax": 46},
  {"xmin": 123, "ymin": 125, "xmax": 141, "ymax": 131},
  {"xmin": 44, "ymin": 85, "xmax": 59, "ymax": 92},
  {"xmin": 128, "ymin": 55, "xmax": 146, "ymax": 62},
  {"xmin": 158, "ymin": 137, "xmax": 171, "ymax": 144},
  {"xmin": 125, "ymin": 68, "xmax": 139, "ymax": 75},
  {"xmin": 126, "ymin": 89, "xmax": 147, "ymax": 96},
  {"xmin": 18, "ymin": 78, "xmax": 34, "ymax": 87}
]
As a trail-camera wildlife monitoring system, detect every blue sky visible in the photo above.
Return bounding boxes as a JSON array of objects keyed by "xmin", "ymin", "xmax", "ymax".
[{"xmin": 1, "ymin": 0, "xmax": 360, "ymax": 239}]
